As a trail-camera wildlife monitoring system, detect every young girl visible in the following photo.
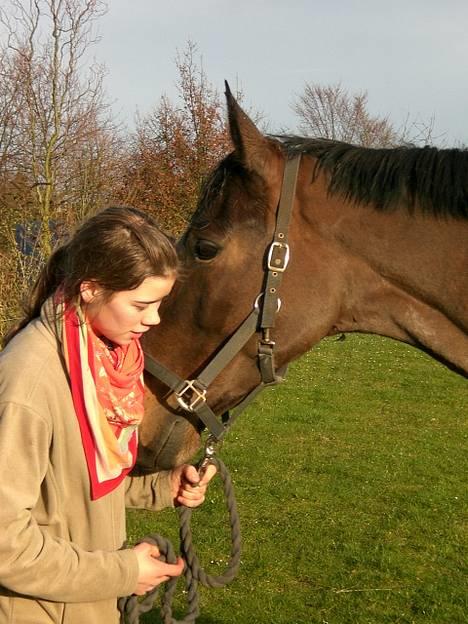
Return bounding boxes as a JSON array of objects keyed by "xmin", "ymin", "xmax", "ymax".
[{"xmin": 0, "ymin": 206, "xmax": 215, "ymax": 623}]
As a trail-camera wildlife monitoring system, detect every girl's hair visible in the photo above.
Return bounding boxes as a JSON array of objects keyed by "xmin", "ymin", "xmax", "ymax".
[{"xmin": 3, "ymin": 206, "xmax": 180, "ymax": 347}]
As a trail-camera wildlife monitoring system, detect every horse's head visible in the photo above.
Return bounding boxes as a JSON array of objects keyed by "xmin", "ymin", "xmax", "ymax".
[
  {"xmin": 136, "ymin": 88, "xmax": 468, "ymax": 472},
  {"xmin": 137, "ymin": 86, "xmax": 343, "ymax": 471}
]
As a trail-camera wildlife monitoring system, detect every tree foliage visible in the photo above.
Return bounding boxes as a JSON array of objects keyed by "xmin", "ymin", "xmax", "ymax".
[{"xmin": 118, "ymin": 42, "xmax": 233, "ymax": 234}]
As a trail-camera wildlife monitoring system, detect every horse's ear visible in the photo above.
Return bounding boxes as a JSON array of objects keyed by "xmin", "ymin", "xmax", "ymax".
[{"xmin": 225, "ymin": 81, "xmax": 272, "ymax": 175}]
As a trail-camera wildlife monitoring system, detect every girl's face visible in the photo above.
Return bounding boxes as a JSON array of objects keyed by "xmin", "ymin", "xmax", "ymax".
[{"xmin": 80, "ymin": 275, "xmax": 176, "ymax": 346}]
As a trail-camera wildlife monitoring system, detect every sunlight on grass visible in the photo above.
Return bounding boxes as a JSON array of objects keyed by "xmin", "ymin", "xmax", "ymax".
[{"xmin": 128, "ymin": 335, "xmax": 467, "ymax": 624}]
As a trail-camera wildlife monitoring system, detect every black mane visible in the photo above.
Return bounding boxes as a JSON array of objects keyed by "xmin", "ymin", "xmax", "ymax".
[{"xmin": 281, "ymin": 137, "xmax": 468, "ymax": 220}]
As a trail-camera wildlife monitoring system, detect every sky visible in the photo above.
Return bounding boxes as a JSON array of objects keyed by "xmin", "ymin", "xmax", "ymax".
[{"xmin": 96, "ymin": 0, "xmax": 468, "ymax": 145}]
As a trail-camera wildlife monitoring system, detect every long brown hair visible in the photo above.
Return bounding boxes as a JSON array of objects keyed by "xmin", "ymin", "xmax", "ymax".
[{"xmin": 3, "ymin": 206, "xmax": 179, "ymax": 347}]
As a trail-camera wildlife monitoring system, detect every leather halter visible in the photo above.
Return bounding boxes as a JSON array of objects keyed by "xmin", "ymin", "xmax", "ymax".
[{"xmin": 144, "ymin": 154, "xmax": 301, "ymax": 442}]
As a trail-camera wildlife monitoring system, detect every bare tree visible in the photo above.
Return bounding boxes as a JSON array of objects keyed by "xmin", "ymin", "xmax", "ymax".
[
  {"xmin": 0, "ymin": 0, "xmax": 118, "ymax": 253},
  {"xmin": 0, "ymin": 0, "xmax": 122, "ymax": 333},
  {"xmin": 292, "ymin": 82, "xmax": 398, "ymax": 147},
  {"xmin": 398, "ymin": 112, "xmax": 441, "ymax": 147}
]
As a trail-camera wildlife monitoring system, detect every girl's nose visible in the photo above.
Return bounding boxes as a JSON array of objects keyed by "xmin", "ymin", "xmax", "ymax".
[{"xmin": 143, "ymin": 305, "xmax": 160, "ymax": 326}]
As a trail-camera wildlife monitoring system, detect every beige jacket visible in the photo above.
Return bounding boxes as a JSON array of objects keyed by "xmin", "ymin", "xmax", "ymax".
[{"xmin": 0, "ymin": 315, "xmax": 174, "ymax": 624}]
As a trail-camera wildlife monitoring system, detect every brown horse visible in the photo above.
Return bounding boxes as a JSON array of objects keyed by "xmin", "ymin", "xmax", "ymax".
[{"xmin": 138, "ymin": 86, "xmax": 468, "ymax": 472}]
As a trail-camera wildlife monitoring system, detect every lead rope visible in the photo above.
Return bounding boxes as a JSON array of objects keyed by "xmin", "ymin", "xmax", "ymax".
[{"xmin": 118, "ymin": 456, "xmax": 241, "ymax": 624}]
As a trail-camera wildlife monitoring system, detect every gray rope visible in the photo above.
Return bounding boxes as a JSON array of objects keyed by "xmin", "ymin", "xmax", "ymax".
[{"xmin": 118, "ymin": 457, "xmax": 241, "ymax": 624}]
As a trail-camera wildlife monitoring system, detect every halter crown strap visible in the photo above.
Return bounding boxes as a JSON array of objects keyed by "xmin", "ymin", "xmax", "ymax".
[{"xmin": 260, "ymin": 155, "xmax": 300, "ymax": 330}]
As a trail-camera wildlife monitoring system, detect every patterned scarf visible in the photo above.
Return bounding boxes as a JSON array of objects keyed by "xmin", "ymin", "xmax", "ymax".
[{"xmin": 45, "ymin": 294, "xmax": 145, "ymax": 500}]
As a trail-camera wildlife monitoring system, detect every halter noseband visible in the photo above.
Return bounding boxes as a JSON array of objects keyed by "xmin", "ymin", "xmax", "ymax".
[{"xmin": 144, "ymin": 154, "xmax": 301, "ymax": 442}]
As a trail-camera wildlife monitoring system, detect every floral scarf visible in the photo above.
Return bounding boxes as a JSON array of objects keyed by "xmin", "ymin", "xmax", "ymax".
[{"xmin": 46, "ymin": 294, "xmax": 145, "ymax": 500}]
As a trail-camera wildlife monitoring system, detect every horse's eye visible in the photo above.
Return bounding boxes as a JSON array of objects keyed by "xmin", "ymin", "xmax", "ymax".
[{"xmin": 194, "ymin": 239, "xmax": 219, "ymax": 261}]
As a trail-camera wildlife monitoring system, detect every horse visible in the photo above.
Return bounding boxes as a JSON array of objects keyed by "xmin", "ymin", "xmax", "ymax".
[{"xmin": 137, "ymin": 84, "xmax": 468, "ymax": 473}]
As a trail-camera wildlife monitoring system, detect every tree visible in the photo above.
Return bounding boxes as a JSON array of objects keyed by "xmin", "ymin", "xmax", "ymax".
[
  {"xmin": 292, "ymin": 82, "xmax": 398, "ymax": 147},
  {"xmin": 119, "ymin": 42, "xmax": 233, "ymax": 234},
  {"xmin": 0, "ymin": 0, "xmax": 119, "ymax": 253},
  {"xmin": 0, "ymin": 0, "xmax": 121, "ymax": 333}
]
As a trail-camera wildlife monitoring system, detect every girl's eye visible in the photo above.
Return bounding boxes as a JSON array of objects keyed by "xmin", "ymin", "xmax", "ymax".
[{"xmin": 194, "ymin": 239, "xmax": 220, "ymax": 261}]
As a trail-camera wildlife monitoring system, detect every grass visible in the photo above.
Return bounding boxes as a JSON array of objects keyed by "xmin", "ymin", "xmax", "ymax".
[{"xmin": 127, "ymin": 334, "xmax": 467, "ymax": 623}]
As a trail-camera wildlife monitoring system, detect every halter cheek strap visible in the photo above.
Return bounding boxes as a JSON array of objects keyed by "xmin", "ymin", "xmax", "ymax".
[{"xmin": 144, "ymin": 154, "xmax": 301, "ymax": 442}]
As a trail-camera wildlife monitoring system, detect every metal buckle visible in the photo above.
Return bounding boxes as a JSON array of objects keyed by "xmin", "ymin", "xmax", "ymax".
[
  {"xmin": 267, "ymin": 241, "xmax": 290, "ymax": 272},
  {"xmin": 175, "ymin": 379, "xmax": 207, "ymax": 412}
]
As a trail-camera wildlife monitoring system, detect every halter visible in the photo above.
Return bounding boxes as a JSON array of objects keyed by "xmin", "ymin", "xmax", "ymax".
[{"xmin": 144, "ymin": 154, "xmax": 301, "ymax": 443}]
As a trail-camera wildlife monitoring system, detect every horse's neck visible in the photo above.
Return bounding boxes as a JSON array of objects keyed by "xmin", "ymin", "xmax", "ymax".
[{"xmin": 299, "ymin": 195, "xmax": 468, "ymax": 375}]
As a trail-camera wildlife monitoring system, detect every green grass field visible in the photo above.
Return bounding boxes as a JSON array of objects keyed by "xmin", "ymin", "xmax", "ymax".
[{"xmin": 127, "ymin": 334, "xmax": 467, "ymax": 624}]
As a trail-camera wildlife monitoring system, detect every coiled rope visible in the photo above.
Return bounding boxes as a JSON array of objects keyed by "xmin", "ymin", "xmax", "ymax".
[{"xmin": 118, "ymin": 457, "xmax": 241, "ymax": 624}]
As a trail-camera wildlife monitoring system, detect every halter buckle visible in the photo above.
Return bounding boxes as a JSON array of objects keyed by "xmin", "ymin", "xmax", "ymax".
[
  {"xmin": 267, "ymin": 241, "xmax": 290, "ymax": 272},
  {"xmin": 175, "ymin": 379, "xmax": 207, "ymax": 412}
]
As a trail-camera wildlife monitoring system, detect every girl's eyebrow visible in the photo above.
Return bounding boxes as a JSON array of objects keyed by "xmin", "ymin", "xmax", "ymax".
[{"xmin": 132, "ymin": 298, "xmax": 161, "ymax": 304}]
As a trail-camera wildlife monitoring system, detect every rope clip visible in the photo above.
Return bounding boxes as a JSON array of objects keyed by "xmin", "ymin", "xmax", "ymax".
[{"xmin": 197, "ymin": 434, "xmax": 220, "ymax": 480}]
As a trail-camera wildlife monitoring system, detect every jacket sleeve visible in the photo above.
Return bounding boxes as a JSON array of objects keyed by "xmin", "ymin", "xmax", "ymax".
[
  {"xmin": 124, "ymin": 469, "xmax": 175, "ymax": 511},
  {"xmin": 0, "ymin": 402, "xmax": 139, "ymax": 602}
]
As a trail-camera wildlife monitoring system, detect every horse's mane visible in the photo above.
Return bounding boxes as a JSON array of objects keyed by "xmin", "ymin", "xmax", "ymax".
[{"xmin": 280, "ymin": 136, "xmax": 468, "ymax": 220}]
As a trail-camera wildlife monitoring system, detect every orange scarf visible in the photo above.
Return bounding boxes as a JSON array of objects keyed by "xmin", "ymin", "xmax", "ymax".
[{"xmin": 54, "ymin": 295, "xmax": 145, "ymax": 499}]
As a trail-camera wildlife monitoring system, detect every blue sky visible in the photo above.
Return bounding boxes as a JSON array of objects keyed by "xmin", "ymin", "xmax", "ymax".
[{"xmin": 97, "ymin": 0, "xmax": 468, "ymax": 145}]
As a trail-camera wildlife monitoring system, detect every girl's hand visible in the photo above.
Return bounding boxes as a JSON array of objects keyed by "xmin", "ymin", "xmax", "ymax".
[
  {"xmin": 133, "ymin": 542, "xmax": 184, "ymax": 595},
  {"xmin": 171, "ymin": 463, "xmax": 217, "ymax": 507}
]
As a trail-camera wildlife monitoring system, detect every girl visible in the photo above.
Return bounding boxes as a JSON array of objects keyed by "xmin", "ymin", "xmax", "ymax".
[{"xmin": 0, "ymin": 206, "xmax": 215, "ymax": 623}]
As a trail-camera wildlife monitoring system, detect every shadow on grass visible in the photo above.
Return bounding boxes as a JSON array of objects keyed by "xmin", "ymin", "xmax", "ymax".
[{"xmin": 141, "ymin": 612, "xmax": 224, "ymax": 624}]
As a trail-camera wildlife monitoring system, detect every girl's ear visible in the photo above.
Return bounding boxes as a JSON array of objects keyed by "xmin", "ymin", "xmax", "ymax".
[{"xmin": 80, "ymin": 281, "xmax": 103, "ymax": 303}]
